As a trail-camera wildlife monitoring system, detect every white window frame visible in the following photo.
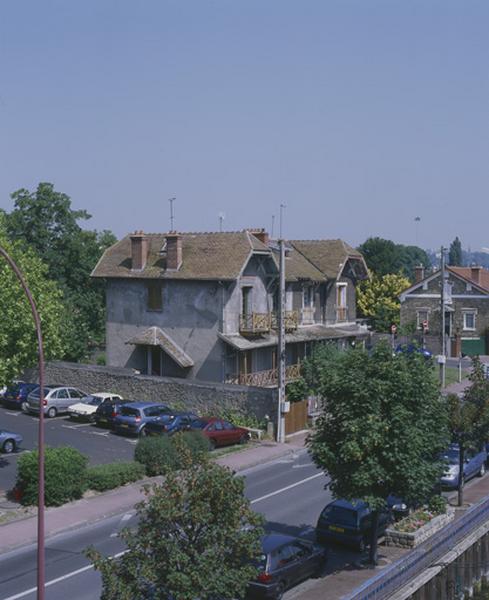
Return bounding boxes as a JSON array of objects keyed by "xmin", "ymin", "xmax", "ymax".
[
  {"xmin": 416, "ymin": 309, "xmax": 430, "ymax": 330},
  {"xmin": 336, "ymin": 282, "xmax": 347, "ymax": 308},
  {"xmin": 462, "ymin": 309, "xmax": 477, "ymax": 331},
  {"xmin": 303, "ymin": 285, "xmax": 315, "ymax": 309}
]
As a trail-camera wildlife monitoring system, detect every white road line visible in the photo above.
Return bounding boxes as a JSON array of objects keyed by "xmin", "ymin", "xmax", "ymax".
[
  {"xmin": 2, "ymin": 551, "xmax": 127, "ymax": 600},
  {"xmin": 250, "ymin": 472, "xmax": 324, "ymax": 504},
  {"xmin": 6, "ymin": 411, "xmax": 20, "ymax": 416}
]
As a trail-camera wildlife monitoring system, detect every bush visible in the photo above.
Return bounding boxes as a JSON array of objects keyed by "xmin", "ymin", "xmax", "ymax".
[
  {"xmin": 428, "ymin": 494, "xmax": 448, "ymax": 515},
  {"xmin": 135, "ymin": 431, "xmax": 210, "ymax": 476},
  {"xmin": 86, "ymin": 461, "xmax": 146, "ymax": 492},
  {"xmin": 16, "ymin": 446, "xmax": 88, "ymax": 506},
  {"xmin": 217, "ymin": 408, "xmax": 267, "ymax": 431}
]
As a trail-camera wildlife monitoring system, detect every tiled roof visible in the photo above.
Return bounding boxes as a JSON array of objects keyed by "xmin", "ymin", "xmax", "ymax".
[
  {"xmin": 125, "ymin": 326, "xmax": 194, "ymax": 368},
  {"xmin": 269, "ymin": 244, "xmax": 326, "ymax": 282},
  {"xmin": 92, "ymin": 231, "xmax": 270, "ymax": 280},
  {"xmin": 448, "ymin": 266, "xmax": 489, "ymax": 293},
  {"xmin": 290, "ymin": 239, "xmax": 365, "ymax": 279}
]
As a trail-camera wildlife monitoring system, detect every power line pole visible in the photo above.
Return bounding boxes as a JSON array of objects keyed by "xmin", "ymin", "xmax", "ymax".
[
  {"xmin": 440, "ymin": 246, "xmax": 446, "ymax": 387},
  {"xmin": 169, "ymin": 197, "xmax": 176, "ymax": 231},
  {"xmin": 279, "ymin": 204, "xmax": 286, "ymax": 239},
  {"xmin": 277, "ymin": 237, "xmax": 286, "ymax": 443}
]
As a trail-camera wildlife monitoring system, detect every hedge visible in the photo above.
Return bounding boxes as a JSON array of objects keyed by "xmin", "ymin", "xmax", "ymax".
[
  {"xmin": 135, "ymin": 431, "xmax": 210, "ymax": 476},
  {"xmin": 16, "ymin": 446, "xmax": 88, "ymax": 507},
  {"xmin": 85, "ymin": 461, "xmax": 146, "ymax": 492}
]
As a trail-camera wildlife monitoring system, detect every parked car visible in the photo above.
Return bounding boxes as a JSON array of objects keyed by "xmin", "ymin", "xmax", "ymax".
[
  {"xmin": 395, "ymin": 344, "xmax": 432, "ymax": 359},
  {"xmin": 246, "ymin": 533, "xmax": 327, "ymax": 600},
  {"xmin": 188, "ymin": 417, "xmax": 250, "ymax": 450},
  {"xmin": 1, "ymin": 382, "xmax": 38, "ymax": 409},
  {"xmin": 316, "ymin": 499, "xmax": 391, "ymax": 551},
  {"xmin": 440, "ymin": 444, "xmax": 487, "ymax": 489},
  {"xmin": 68, "ymin": 393, "xmax": 123, "ymax": 421},
  {"xmin": 113, "ymin": 402, "xmax": 173, "ymax": 436},
  {"xmin": 0, "ymin": 428, "xmax": 23, "ymax": 453},
  {"xmin": 25, "ymin": 385, "xmax": 88, "ymax": 418},
  {"xmin": 145, "ymin": 411, "xmax": 198, "ymax": 436},
  {"xmin": 94, "ymin": 396, "xmax": 131, "ymax": 428}
]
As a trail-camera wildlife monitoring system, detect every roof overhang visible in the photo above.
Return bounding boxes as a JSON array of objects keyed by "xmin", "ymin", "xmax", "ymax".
[{"xmin": 126, "ymin": 327, "xmax": 194, "ymax": 368}]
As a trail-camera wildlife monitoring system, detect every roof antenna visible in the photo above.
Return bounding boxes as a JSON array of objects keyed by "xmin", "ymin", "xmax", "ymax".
[
  {"xmin": 169, "ymin": 197, "xmax": 176, "ymax": 231},
  {"xmin": 219, "ymin": 212, "xmax": 225, "ymax": 232},
  {"xmin": 279, "ymin": 204, "xmax": 286, "ymax": 239},
  {"xmin": 271, "ymin": 214, "xmax": 275, "ymax": 239}
]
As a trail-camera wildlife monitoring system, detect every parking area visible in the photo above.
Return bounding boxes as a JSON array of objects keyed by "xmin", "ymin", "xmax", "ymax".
[{"xmin": 0, "ymin": 407, "xmax": 136, "ymax": 493}]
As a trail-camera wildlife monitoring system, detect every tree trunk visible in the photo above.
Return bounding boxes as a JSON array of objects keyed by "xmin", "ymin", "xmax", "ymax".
[
  {"xmin": 458, "ymin": 442, "xmax": 465, "ymax": 507},
  {"xmin": 368, "ymin": 509, "xmax": 380, "ymax": 566}
]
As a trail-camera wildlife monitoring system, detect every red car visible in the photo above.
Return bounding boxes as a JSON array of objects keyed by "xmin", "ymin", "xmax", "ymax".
[{"xmin": 189, "ymin": 417, "xmax": 250, "ymax": 449}]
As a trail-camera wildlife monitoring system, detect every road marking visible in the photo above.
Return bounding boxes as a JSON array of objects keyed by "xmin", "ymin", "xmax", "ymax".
[
  {"xmin": 292, "ymin": 462, "xmax": 316, "ymax": 469},
  {"xmin": 2, "ymin": 551, "xmax": 127, "ymax": 600},
  {"xmin": 6, "ymin": 411, "xmax": 20, "ymax": 416},
  {"xmin": 250, "ymin": 472, "xmax": 324, "ymax": 504}
]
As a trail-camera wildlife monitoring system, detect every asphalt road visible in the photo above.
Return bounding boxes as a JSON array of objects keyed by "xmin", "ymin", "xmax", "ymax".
[
  {"xmin": 0, "ymin": 450, "xmax": 337, "ymax": 600},
  {"xmin": 0, "ymin": 407, "xmax": 136, "ymax": 493}
]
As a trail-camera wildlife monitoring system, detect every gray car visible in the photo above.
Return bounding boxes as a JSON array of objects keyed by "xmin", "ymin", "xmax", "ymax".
[
  {"xmin": 25, "ymin": 385, "xmax": 88, "ymax": 418},
  {"xmin": 0, "ymin": 428, "xmax": 23, "ymax": 453}
]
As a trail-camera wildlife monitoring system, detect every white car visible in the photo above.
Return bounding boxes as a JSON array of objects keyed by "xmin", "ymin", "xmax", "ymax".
[{"xmin": 68, "ymin": 393, "xmax": 123, "ymax": 421}]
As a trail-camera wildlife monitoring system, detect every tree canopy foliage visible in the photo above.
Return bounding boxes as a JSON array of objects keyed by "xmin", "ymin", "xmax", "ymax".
[
  {"xmin": 87, "ymin": 447, "xmax": 264, "ymax": 600},
  {"xmin": 0, "ymin": 225, "xmax": 67, "ymax": 383},
  {"xmin": 4, "ymin": 183, "xmax": 116, "ymax": 360},
  {"xmin": 448, "ymin": 236, "xmax": 463, "ymax": 267},
  {"xmin": 307, "ymin": 342, "xmax": 448, "ymax": 562},
  {"xmin": 356, "ymin": 272, "xmax": 410, "ymax": 332},
  {"xmin": 358, "ymin": 237, "xmax": 430, "ymax": 280}
]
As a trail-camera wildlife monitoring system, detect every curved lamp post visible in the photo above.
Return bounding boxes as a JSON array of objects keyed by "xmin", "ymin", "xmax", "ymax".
[{"xmin": 0, "ymin": 246, "xmax": 45, "ymax": 599}]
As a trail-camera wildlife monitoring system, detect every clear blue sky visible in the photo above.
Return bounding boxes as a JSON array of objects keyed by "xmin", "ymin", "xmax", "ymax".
[{"xmin": 1, "ymin": 1, "xmax": 488, "ymax": 250}]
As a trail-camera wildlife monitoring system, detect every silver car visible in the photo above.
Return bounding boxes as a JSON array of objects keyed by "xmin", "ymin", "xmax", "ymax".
[{"xmin": 25, "ymin": 385, "xmax": 88, "ymax": 418}]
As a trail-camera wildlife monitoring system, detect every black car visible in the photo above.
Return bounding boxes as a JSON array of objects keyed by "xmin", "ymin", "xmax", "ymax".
[
  {"xmin": 316, "ymin": 499, "xmax": 391, "ymax": 552},
  {"xmin": 2, "ymin": 382, "xmax": 38, "ymax": 409},
  {"xmin": 247, "ymin": 534, "xmax": 327, "ymax": 600},
  {"xmin": 145, "ymin": 412, "xmax": 198, "ymax": 436},
  {"xmin": 94, "ymin": 397, "xmax": 131, "ymax": 428}
]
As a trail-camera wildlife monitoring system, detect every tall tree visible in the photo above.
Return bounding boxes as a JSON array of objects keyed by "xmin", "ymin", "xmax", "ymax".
[
  {"xmin": 448, "ymin": 236, "xmax": 463, "ymax": 266},
  {"xmin": 357, "ymin": 237, "xmax": 430, "ymax": 280},
  {"xmin": 87, "ymin": 447, "xmax": 264, "ymax": 600},
  {"xmin": 308, "ymin": 342, "xmax": 448, "ymax": 564},
  {"xmin": 356, "ymin": 272, "xmax": 410, "ymax": 332},
  {"xmin": 0, "ymin": 225, "xmax": 67, "ymax": 383},
  {"xmin": 5, "ymin": 183, "xmax": 116, "ymax": 359}
]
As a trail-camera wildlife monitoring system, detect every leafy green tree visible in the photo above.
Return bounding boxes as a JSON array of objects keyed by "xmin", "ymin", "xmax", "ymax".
[
  {"xmin": 357, "ymin": 237, "xmax": 430, "ymax": 280},
  {"xmin": 0, "ymin": 230, "xmax": 67, "ymax": 384},
  {"xmin": 447, "ymin": 357, "xmax": 489, "ymax": 506},
  {"xmin": 357, "ymin": 272, "xmax": 411, "ymax": 332},
  {"xmin": 308, "ymin": 342, "xmax": 448, "ymax": 564},
  {"xmin": 448, "ymin": 236, "xmax": 463, "ymax": 267},
  {"xmin": 87, "ymin": 448, "xmax": 264, "ymax": 600},
  {"xmin": 5, "ymin": 183, "xmax": 116, "ymax": 359}
]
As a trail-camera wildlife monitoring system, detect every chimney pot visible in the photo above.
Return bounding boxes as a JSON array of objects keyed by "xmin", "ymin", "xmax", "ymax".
[
  {"xmin": 130, "ymin": 232, "xmax": 149, "ymax": 271},
  {"xmin": 249, "ymin": 228, "xmax": 269, "ymax": 246},
  {"xmin": 414, "ymin": 265, "xmax": 425, "ymax": 283},
  {"xmin": 166, "ymin": 232, "xmax": 182, "ymax": 270},
  {"xmin": 471, "ymin": 265, "xmax": 481, "ymax": 285}
]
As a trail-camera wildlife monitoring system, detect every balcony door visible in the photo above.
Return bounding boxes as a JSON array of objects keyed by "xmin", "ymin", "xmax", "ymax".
[{"xmin": 239, "ymin": 350, "xmax": 253, "ymax": 377}]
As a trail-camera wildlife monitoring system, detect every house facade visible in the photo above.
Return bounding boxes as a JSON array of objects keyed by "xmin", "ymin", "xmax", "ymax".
[
  {"xmin": 400, "ymin": 265, "xmax": 489, "ymax": 356},
  {"xmin": 92, "ymin": 229, "xmax": 369, "ymax": 386}
]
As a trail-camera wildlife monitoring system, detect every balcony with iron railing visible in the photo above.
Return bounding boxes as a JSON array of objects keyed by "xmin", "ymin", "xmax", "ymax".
[
  {"xmin": 271, "ymin": 310, "xmax": 299, "ymax": 331},
  {"xmin": 239, "ymin": 312, "xmax": 271, "ymax": 334},
  {"xmin": 226, "ymin": 363, "xmax": 302, "ymax": 387}
]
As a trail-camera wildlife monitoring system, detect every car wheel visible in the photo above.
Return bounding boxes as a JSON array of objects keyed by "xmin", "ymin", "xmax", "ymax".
[
  {"xmin": 2, "ymin": 439, "xmax": 16, "ymax": 454},
  {"xmin": 239, "ymin": 434, "xmax": 248, "ymax": 445},
  {"xmin": 479, "ymin": 463, "xmax": 486, "ymax": 477},
  {"xmin": 274, "ymin": 582, "xmax": 285, "ymax": 600},
  {"xmin": 139, "ymin": 426, "xmax": 148, "ymax": 437},
  {"xmin": 47, "ymin": 407, "xmax": 57, "ymax": 418}
]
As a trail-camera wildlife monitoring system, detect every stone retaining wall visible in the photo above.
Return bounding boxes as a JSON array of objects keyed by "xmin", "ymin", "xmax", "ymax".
[
  {"xmin": 22, "ymin": 361, "xmax": 276, "ymax": 421},
  {"xmin": 385, "ymin": 507, "xmax": 455, "ymax": 549}
]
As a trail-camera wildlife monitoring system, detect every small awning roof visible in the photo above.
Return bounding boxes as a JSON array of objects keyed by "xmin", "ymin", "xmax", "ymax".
[
  {"xmin": 218, "ymin": 324, "xmax": 369, "ymax": 351},
  {"xmin": 126, "ymin": 326, "xmax": 194, "ymax": 368}
]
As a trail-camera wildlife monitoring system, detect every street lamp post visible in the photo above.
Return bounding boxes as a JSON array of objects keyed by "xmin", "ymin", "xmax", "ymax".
[{"xmin": 0, "ymin": 246, "xmax": 45, "ymax": 600}]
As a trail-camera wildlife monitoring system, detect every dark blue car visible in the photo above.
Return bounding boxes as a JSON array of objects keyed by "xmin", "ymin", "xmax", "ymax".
[
  {"xmin": 145, "ymin": 412, "xmax": 198, "ymax": 436},
  {"xmin": 440, "ymin": 444, "xmax": 487, "ymax": 489},
  {"xmin": 113, "ymin": 402, "xmax": 172, "ymax": 436},
  {"xmin": 395, "ymin": 344, "xmax": 432, "ymax": 359},
  {"xmin": 1, "ymin": 382, "xmax": 38, "ymax": 409}
]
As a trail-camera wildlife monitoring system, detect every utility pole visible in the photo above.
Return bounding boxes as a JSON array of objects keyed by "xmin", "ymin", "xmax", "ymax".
[
  {"xmin": 277, "ymin": 237, "xmax": 286, "ymax": 443},
  {"xmin": 219, "ymin": 212, "xmax": 225, "ymax": 232},
  {"xmin": 169, "ymin": 197, "xmax": 176, "ymax": 231},
  {"xmin": 271, "ymin": 214, "xmax": 275, "ymax": 239},
  {"xmin": 440, "ymin": 246, "xmax": 446, "ymax": 387},
  {"xmin": 279, "ymin": 204, "xmax": 286, "ymax": 240}
]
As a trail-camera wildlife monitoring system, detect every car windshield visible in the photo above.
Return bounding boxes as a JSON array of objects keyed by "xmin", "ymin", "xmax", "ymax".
[
  {"xmin": 190, "ymin": 419, "xmax": 208, "ymax": 429},
  {"xmin": 321, "ymin": 505, "xmax": 359, "ymax": 527},
  {"xmin": 29, "ymin": 387, "xmax": 53, "ymax": 397},
  {"xmin": 82, "ymin": 396, "xmax": 103, "ymax": 406},
  {"xmin": 120, "ymin": 407, "xmax": 141, "ymax": 418},
  {"xmin": 443, "ymin": 449, "xmax": 460, "ymax": 465}
]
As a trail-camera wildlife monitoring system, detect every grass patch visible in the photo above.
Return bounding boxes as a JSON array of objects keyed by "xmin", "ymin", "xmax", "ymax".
[{"xmin": 432, "ymin": 366, "xmax": 469, "ymax": 388}]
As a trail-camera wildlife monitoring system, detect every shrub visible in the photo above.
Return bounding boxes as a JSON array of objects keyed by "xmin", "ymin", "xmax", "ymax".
[
  {"xmin": 86, "ymin": 461, "xmax": 146, "ymax": 492},
  {"xmin": 217, "ymin": 408, "xmax": 267, "ymax": 431},
  {"xmin": 428, "ymin": 494, "xmax": 448, "ymax": 515},
  {"xmin": 16, "ymin": 446, "xmax": 88, "ymax": 506},
  {"xmin": 135, "ymin": 431, "xmax": 210, "ymax": 476}
]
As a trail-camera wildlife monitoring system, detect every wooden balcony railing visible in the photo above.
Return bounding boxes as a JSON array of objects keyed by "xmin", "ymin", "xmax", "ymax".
[
  {"xmin": 239, "ymin": 312, "xmax": 271, "ymax": 334},
  {"xmin": 336, "ymin": 306, "xmax": 348, "ymax": 322},
  {"xmin": 271, "ymin": 310, "xmax": 299, "ymax": 331},
  {"xmin": 226, "ymin": 364, "xmax": 301, "ymax": 387}
]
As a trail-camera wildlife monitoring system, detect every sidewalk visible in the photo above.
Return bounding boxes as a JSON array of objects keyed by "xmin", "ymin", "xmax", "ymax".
[{"xmin": 0, "ymin": 431, "xmax": 308, "ymax": 556}]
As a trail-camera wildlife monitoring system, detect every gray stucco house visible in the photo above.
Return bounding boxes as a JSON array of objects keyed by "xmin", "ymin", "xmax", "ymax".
[
  {"xmin": 92, "ymin": 229, "xmax": 368, "ymax": 386},
  {"xmin": 400, "ymin": 265, "xmax": 489, "ymax": 356}
]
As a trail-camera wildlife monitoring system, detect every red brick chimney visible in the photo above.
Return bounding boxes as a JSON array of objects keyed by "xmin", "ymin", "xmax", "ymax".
[
  {"xmin": 130, "ymin": 231, "xmax": 148, "ymax": 271},
  {"xmin": 414, "ymin": 265, "xmax": 425, "ymax": 283},
  {"xmin": 471, "ymin": 266, "xmax": 481, "ymax": 285},
  {"xmin": 166, "ymin": 232, "xmax": 182, "ymax": 270},
  {"xmin": 249, "ymin": 228, "xmax": 269, "ymax": 246}
]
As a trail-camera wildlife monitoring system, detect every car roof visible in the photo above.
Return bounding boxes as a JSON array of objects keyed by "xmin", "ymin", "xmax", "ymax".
[
  {"xmin": 261, "ymin": 534, "xmax": 301, "ymax": 553},
  {"xmin": 327, "ymin": 498, "xmax": 368, "ymax": 511},
  {"xmin": 87, "ymin": 392, "xmax": 122, "ymax": 399},
  {"xmin": 122, "ymin": 401, "xmax": 164, "ymax": 408}
]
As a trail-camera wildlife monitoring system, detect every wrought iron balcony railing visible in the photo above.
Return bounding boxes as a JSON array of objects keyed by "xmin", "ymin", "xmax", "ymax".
[
  {"xmin": 226, "ymin": 364, "xmax": 301, "ymax": 387},
  {"xmin": 239, "ymin": 312, "xmax": 271, "ymax": 334},
  {"xmin": 271, "ymin": 310, "xmax": 299, "ymax": 331}
]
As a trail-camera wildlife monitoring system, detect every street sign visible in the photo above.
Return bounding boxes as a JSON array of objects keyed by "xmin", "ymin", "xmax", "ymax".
[{"xmin": 391, "ymin": 324, "xmax": 397, "ymax": 334}]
